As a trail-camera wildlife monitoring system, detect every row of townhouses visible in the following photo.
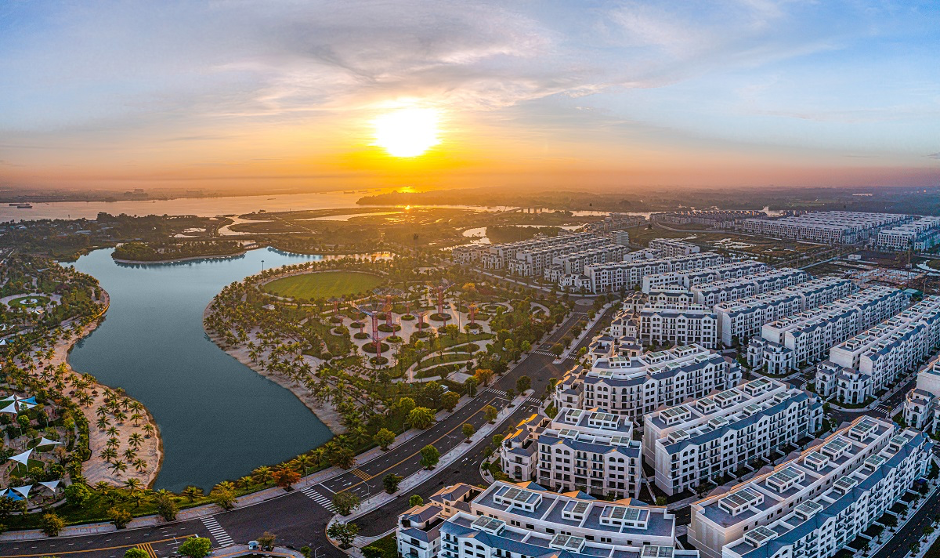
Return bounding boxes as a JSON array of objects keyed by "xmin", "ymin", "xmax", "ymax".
[
  {"xmin": 648, "ymin": 238, "xmax": 701, "ymax": 258},
  {"xmin": 815, "ymin": 296, "xmax": 940, "ymax": 404},
  {"xmin": 644, "ymin": 377, "xmax": 822, "ymax": 496},
  {"xmin": 640, "ymin": 261, "xmax": 767, "ymax": 294},
  {"xmin": 554, "ymin": 344, "xmax": 742, "ymax": 421},
  {"xmin": 690, "ymin": 268, "xmax": 809, "ymax": 307},
  {"xmin": 714, "ymin": 277, "xmax": 856, "ymax": 347},
  {"xmin": 742, "ymin": 212, "xmax": 910, "ymax": 244},
  {"xmin": 688, "ymin": 416, "xmax": 933, "ymax": 558},
  {"xmin": 746, "ymin": 286, "xmax": 909, "ymax": 374},
  {"xmin": 638, "ymin": 304, "xmax": 719, "ymax": 348},
  {"xmin": 873, "ymin": 215, "xmax": 940, "ymax": 252},
  {"xmin": 544, "ymin": 244, "xmax": 627, "ymax": 282},
  {"xmin": 903, "ymin": 355, "xmax": 940, "ymax": 434},
  {"xmin": 585, "ymin": 252, "xmax": 725, "ymax": 294}
]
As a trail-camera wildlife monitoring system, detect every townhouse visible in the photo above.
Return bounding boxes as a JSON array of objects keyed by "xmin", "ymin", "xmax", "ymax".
[
  {"xmin": 643, "ymin": 377, "xmax": 822, "ymax": 496},
  {"xmin": 586, "ymin": 252, "xmax": 724, "ymax": 294},
  {"xmin": 554, "ymin": 344, "xmax": 742, "ymax": 421},
  {"xmin": 874, "ymin": 215, "xmax": 940, "ymax": 252},
  {"xmin": 689, "ymin": 417, "xmax": 933, "ymax": 558},
  {"xmin": 742, "ymin": 212, "xmax": 908, "ymax": 244},
  {"xmin": 500, "ymin": 407, "xmax": 642, "ymax": 499},
  {"xmin": 690, "ymin": 268, "xmax": 809, "ymax": 307},
  {"xmin": 903, "ymin": 356, "xmax": 940, "ymax": 433},
  {"xmin": 815, "ymin": 296, "xmax": 940, "ymax": 404},
  {"xmin": 544, "ymin": 244, "xmax": 627, "ymax": 283},
  {"xmin": 641, "ymin": 260, "xmax": 765, "ymax": 294},
  {"xmin": 638, "ymin": 304, "xmax": 719, "ymax": 348},
  {"xmin": 649, "ymin": 238, "xmax": 701, "ymax": 258},
  {"xmin": 397, "ymin": 484, "xmax": 482, "ymax": 558}
]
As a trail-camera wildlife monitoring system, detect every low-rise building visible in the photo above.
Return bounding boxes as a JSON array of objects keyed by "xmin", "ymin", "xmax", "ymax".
[
  {"xmin": 586, "ymin": 252, "xmax": 725, "ymax": 294},
  {"xmin": 904, "ymin": 356, "xmax": 940, "ymax": 433},
  {"xmin": 554, "ymin": 344, "xmax": 742, "ymax": 421},
  {"xmin": 649, "ymin": 238, "xmax": 701, "ymax": 258},
  {"xmin": 742, "ymin": 211, "xmax": 908, "ymax": 244},
  {"xmin": 874, "ymin": 215, "xmax": 940, "ymax": 252},
  {"xmin": 689, "ymin": 416, "xmax": 933, "ymax": 558},
  {"xmin": 501, "ymin": 407, "xmax": 642, "ymax": 499},
  {"xmin": 691, "ymin": 268, "xmax": 808, "ymax": 307},
  {"xmin": 641, "ymin": 261, "xmax": 765, "ymax": 294},
  {"xmin": 638, "ymin": 304, "xmax": 719, "ymax": 348},
  {"xmin": 644, "ymin": 378, "xmax": 822, "ymax": 496},
  {"xmin": 397, "ymin": 484, "xmax": 482, "ymax": 558},
  {"xmin": 439, "ymin": 480, "xmax": 698, "ymax": 558}
]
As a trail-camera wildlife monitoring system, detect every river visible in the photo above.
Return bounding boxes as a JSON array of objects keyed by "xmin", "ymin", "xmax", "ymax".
[{"xmin": 67, "ymin": 247, "xmax": 334, "ymax": 491}]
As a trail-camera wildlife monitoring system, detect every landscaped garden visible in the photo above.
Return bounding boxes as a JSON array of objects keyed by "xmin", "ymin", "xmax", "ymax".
[{"xmin": 262, "ymin": 271, "xmax": 383, "ymax": 299}]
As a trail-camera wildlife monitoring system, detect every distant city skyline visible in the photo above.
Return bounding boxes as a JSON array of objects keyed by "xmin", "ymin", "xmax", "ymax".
[{"xmin": 0, "ymin": 0, "xmax": 938, "ymax": 191}]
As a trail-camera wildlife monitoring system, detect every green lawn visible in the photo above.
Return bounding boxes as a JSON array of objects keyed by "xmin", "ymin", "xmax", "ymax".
[
  {"xmin": 263, "ymin": 271, "xmax": 382, "ymax": 299},
  {"xmin": 8, "ymin": 295, "xmax": 50, "ymax": 308}
]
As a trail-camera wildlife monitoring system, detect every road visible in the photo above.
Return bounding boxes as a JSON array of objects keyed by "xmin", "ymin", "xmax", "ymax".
[
  {"xmin": 0, "ymin": 305, "xmax": 615, "ymax": 558},
  {"xmin": 871, "ymin": 487, "xmax": 938, "ymax": 558}
]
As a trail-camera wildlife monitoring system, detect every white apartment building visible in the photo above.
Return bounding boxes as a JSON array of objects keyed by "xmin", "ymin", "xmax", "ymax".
[
  {"xmin": 554, "ymin": 344, "xmax": 742, "ymax": 421},
  {"xmin": 398, "ymin": 484, "xmax": 482, "ymax": 558},
  {"xmin": 586, "ymin": 252, "xmax": 724, "ymax": 294},
  {"xmin": 638, "ymin": 304, "xmax": 719, "ymax": 348},
  {"xmin": 649, "ymin": 238, "xmax": 701, "ymax": 258},
  {"xmin": 815, "ymin": 296, "xmax": 939, "ymax": 404},
  {"xmin": 874, "ymin": 215, "xmax": 940, "ymax": 252},
  {"xmin": 509, "ymin": 235, "xmax": 621, "ymax": 277},
  {"xmin": 641, "ymin": 261, "xmax": 766, "ymax": 294},
  {"xmin": 690, "ymin": 268, "xmax": 808, "ymax": 307},
  {"xmin": 747, "ymin": 286, "xmax": 909, "ymax": 374},
  {"xmin": 715, "ymin": 277, "xmax": 856, "ymax": 347},
  {"xmin": 438, "ymin": 481, "xmax": 698, "ymax": 558},
  {"xmin": 501, "ymin": 407, "xmax": 642, "ymax": 499},
  {"xmin": 904, "ymin": 356, "xmax": 939, "ymax": 433},
  {"xmin": 543, "ymin": 244, "xmax": 627, "ymax": 282},
  {"xmin": 742, "ymin": 212, "xmax": 908, "ymax": 244},
  {"xmin": 689, "ymin": 416, "xmax": 934, "ymax": 558},
  {"xmin": 452, "ymin": 231, "xmax": 599, "ymax": 270},
  {"xmin": 644, "ymin": 377, "xmax": 823, "ymax": 496}
]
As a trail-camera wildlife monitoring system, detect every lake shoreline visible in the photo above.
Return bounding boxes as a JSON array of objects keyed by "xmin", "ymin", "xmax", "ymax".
[{"xmin": 112, "ymin": 251, "xmax": 248, "ymax": 265}]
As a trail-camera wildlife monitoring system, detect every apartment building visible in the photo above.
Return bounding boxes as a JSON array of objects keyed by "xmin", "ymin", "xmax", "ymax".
[
  {"xmin": 742, "ymin": 212, "xmax": 908, "ymax": 244},
  {"xmin": 874, "ymin": 215, "xmax": 940, "ymax": 252},
  {"xmin": 585, "ymin": 213, "xmax": 647, "ymax": 233},
  {"xmin": 554, "ymin": 344, "xmax": 742, "ymax": 421},
  {"xmin": 638, "ymin": 304, "xmax": 719, "ymax": 348},
  {"xmin": 690, "ymin": 268, "xmax": 808, "ymax": 307},
  {"xmin": 641, "ymin": 260, "xmax": 765, "ymax": 293},
  {"xmin": 652, "ymin": 210, "xmax": 765, "ymax": 229},
  {"xmin": 715, "ymin": 277, "xmax": 856, "ymax": 347},
  {"xmin": 816, "ymin": 296, "xmax": 940, "ymax": 405},
  {"xmin": 452, "ymin": 231, "xmax": 600, "ymax": 271},
  {"xmin": 904, "ymin": 356, "xmax": 939, "ymax": 433},
  {"xmin": 649, "ymin": 238, "xmax": 701, "ymax": 258},
  {"xmin": 689, "ymin": 416, "xmax": 933, "ymax": 558},
  {"xmin": 500, "ymin": 407, "xmax": 642, "ymax": 499},
  {"xmin": 397, "ymin": 484, "xmax": 482, "ymax": 558},
  {"xmin": 543, "ymin": 244, "xmax": 627, "ymax": 282},
  {"xmin": 747, "ymin": 286, "xmax": 909, "ymax": 374},
  {"xmin": 508, "ymin": 235, "xmax": 622, "ymax": 277},
  {"xmin": 586, "ymin": 252, "xmax": 724, "ymax": 294},
  {"xmin": 644, "ymin": 377, "xmax": 822, "ymax": 496},
  {"xmin": 438, "ymin": 481, "xmax": 698, "ymax": 558}
]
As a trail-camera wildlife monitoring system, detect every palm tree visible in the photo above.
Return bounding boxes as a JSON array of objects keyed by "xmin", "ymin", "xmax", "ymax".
[
  {"xmin": 96, "ymin": 416, "xmax": 109, "ymax": 430},
  {"xmin": 129, "ymin": 433, "xmax": 144, "ymax": 449},
  {"xmin": 110, "ymin": 461, "xmax": 128, "ymax": 475},
  {"xmin": 101, "ymin": 447, "xmax": 118, "ymax": 462},
  {"xmin": 133, "ymin": 458, "xmax": 148, "ymax": 472},
  {"xmin": 123, "ymin": 478, "xmax": 142, "ymax": 492},
  {"xmin": 143, "ymin": 424, "xmax": 155, "ymax": 438},
  {"xmin": 123, "ymin": 448, "xmax": 137, "ymax": 462},
  {"xmin": 130, "ymin": 413, "xmax": 143, "ymax": 427},
  {"xmin": 106, "ymin": 426, "xmax": 119, "ymax": 437}
]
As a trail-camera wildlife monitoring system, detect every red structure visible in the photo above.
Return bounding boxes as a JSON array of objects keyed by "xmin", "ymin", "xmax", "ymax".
[
  {"xmin": 469, "ymin": 303, "xmax": 477, "ymax": 325},
  {"xmin": 417, "ymin": 312, "xmax": 425, "ymax": 333},
  {"xmin": 333, "ymin": 300, "xmax": 339, "ymax": 316},
  {"xmin": 437, "ymin": 286, "xmax": 444, "ymax": 315},
  {"xmin": 385, "ymin": 295, "xmax": 394, "ymax": 328},
  {"xmin": 371, "ymin": 314, "xmax": 381, "ymax": 355}
]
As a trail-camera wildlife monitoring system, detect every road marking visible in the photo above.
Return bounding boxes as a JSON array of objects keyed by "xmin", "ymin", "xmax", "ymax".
[
  {"xmin": 350, "ymin": 468, "xmax": 372, "ymax": 481},
  {"xmin": 301, "ymin": 485, "xmax": 336, "ymax": 512},
  {"xmin": 0, "ymin": 535, "xmax": 185, "ymax": 557},
  {"xmin": 135, "ymin": 542, "xmax": 158, "ymax": 558},
  {"xmin": 200, "ymin": 516, "xmax": 234, "ymax": 547}
]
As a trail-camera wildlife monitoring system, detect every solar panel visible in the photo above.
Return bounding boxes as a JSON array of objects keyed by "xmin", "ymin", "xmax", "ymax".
[
  {"xmin": 744, "ymin": 525, "xmax": 777, "ymax": 547},
  {"xmin": 864, "ymin": 455, "xmax": 886, "ymax": 470},
  {"xmin": 833, "ymin": 476, "xmax": 858, "ymax": 494},
  {"xmin": 821, "ymin": 436, "xmax": 851, "ymax": 458},
  {"xmin": 794, "ymin": 500, "xmax": 823, "ymax": 520},
  {"xmin": 549, "ymin": 534, "xmax": 585, "ymax": 552},
  {"xmin": 641, "ymin": 546, "xmax": 674, "ymax": 558},
  {"xmin": 471, "ymin": 516, "xmax": 506, "ymax": 534},
  {"xmin": 803, "ymin": 451, "xmax": 829, "ymax": 470}
]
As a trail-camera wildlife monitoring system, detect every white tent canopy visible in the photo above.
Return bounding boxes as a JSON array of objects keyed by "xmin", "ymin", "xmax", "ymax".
[
  {"xmin": 37, "ymin": 437, "xmax": 62, "ymax": 447},
  {"xmin": 11, "ymin": 485, "xmax": 32, "ymax": 499},
  {"xmin": 38, "ymin": 480, "xmax": 60, "ymax": 492},
  {"xmin": 0, "ymin": 403, "xmax": 17, "ymax": 414},
  {"xmin": 9, "ymin": 449, "xmax": 32, "ymax": 465}
]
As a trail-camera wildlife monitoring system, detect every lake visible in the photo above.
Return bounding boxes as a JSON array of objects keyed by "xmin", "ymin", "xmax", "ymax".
[{"xmin": 67, "ymin": 247, "xmax": 334, "ymax": 491}]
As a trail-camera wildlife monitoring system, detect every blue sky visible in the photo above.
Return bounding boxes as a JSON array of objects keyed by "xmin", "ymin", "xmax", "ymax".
[{"xmin": 0, "ymin": 0, "xmax": 937, "ymax": 191}]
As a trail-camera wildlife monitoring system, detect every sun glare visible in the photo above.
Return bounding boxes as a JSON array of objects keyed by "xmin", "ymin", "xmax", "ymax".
[{"xmin": 373, "ymin": 107, "xmax": 440, "ymax": 157}]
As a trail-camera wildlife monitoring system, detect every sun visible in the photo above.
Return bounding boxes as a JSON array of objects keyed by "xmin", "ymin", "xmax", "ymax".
[{"xmin": 373, "ymin": 107, "xmax": 440, "ymax": 157}]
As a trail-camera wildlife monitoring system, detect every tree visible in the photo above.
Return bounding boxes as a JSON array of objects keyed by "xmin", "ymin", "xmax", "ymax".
[
  {"xmin": 182, "ymin": 486, "xmax": 203, "ymax": 502},
  {"xmin": 409, "ymin": 494, "xmax": 424, "ymax": 507},
  {"xmin": 442, "ymin": 391, "xmax": 460, "ymax": 412},
  {"xmin": 420, "ymin": 444, "xmax": 440, "ymax": 469},
  {"xmin": 464, "ymin": 376, "xmax": 479, "ymax": 397},
  {"xmin": 155, "ymin": 490, "xmax": 178, "ymax": 521},
  {"xmin": 273, "ymin": 467, "xmax": 300, "ymax": 489},
  {"xmin": 332, "ymin": 491, "xmax": 361, "ymax": 516},
  {"xmin": 408, "ymin": 407, "xmax": 436, "ymax": 429},
  {"xmin": 374, "ymin": 428, "xmax": 395, "ymax": 451},
  {"xmin": 125, "ymin": 548, "xmax": 149, "ymax": 558},
  {"xmin": 257, "ymin": 531, "xmax": 276, "ymax": 551},
  {"xmin": 179, "ymin": 536, "xmax": 213, "ymax": 558},
  {"xmin": 484, "ymin": 405, "xmax": 498, "ymax": 423},
  {"xmin": 550, "ymin": 343, "xmax": 564, "ymax": 356},
  {"xmin": 41, "ymin": 513, "xmax": 65, "ymax": 537},
  {"xmin": 327, "ymin": 521, "xmax": 359, "ymax": 549},
  {"xmin": 383, "ymin": 473, "xmax": 402, "ymax": 494},
  {"xmin": 474, "ymin": 369, "xmax": 494, "ymax": 386},
  {"xmin": 362, "ymin": 545, "xmax": 384, "ymax": 558},
  {"xmin": 210, "ymin": 483, "xmax": 237, "ymax": 510},
  {"xmin": 64, "ymin": 483, "xmax": 92, "ymax": 507},
  {"xmin": 462, "ymin": 423, "xmax": 476, "ymax": 443},
  {"xmin": 109, "ymin": 507, "xmax": 133, "ymax": 529},
  {"xmin": 325, "ymin": 443, "xmax": 356, "ymax": 469},
  {"xmin": 396, "ymin": 397, "xmax": 416, "ymax": 415},
  {"xmin": 516, "ymin": 375, "xmax": 531, "ymax": 394},
  {"xmin": 656, "ymin": 496, "xmax": 667, "ymax": 506}
]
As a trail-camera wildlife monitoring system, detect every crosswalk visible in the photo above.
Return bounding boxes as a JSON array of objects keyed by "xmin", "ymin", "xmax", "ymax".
[
  {"xmin": 482, "ymin": 387, "xmax": 505, "ymax": 396},
  {"xmin": 201, "ymin": 516, "xmax": 235, "ymax": 547},
  {"xmin": 525, "ymin": 397, "xmax": 542, "ymax": 405},
  {"xmin": 301, "ymin": 485, "xmax": 336, "ymax": 512},
  {"xmin": 533, "ymin": 350, "xmax": 558, "ymax": 357}
]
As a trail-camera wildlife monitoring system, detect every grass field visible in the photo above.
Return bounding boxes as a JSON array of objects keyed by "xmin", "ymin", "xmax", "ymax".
[{"xmin": 263, "ymin": 271, "xmax": 382, "ymax": 299}]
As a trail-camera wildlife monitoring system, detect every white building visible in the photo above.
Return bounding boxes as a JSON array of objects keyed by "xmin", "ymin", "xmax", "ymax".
[
  {"xmin": 715, "ymin": 277, "xmax": 856, "ymax": 347},
  {"xmin": 649, "ymin": 238, "xmax": 701, "ymax": 258},
  {"xmin": 554, "ymin": 344, "xmax": 742, "ymax": 421},
  {"xmin": 904, "ymin": 356, "xmax": 940, "ymax": 433},
  {"xmin": 501, "ymin": 407, "xmax": 642, "ymax": 499},
  {"xmin": 644, "ymin": 377, "xmax": 823, "ymax": 496},
  {"xmin": 874, "ymin": 215, "xmax": 940, "ymax": 252},
  {"xmin": 689, "ymin": 416, "xmax": 934, "ymax": 558},
  {"xmin": 586, "ymin": 252, "xmax": 725, "ymax": 294},
  {"xmin": 397, "ymin": 484, "xmax": 481, "ymax": 558},
  {"xmin": 815, "ymin": 296, "xmax": 940, "ymax": 404},
  {"xmin": 691, "ymin": 268, "xmax": 808, "ymax": 307},
  {"xmin": 641, "ymin": 261, "xmax": 765, "ymax": 294},
  {"xmin": 439, "ymin": 481, "xmax": 698, "ymax": 558},
  {"xmin": 638, "ymin": 304, "xmax": 719, "ymax": 349},
  {"xmin": 543, "ymin": 244, "xmax": 627, "ymax": 282},
  {"xmin": 746, "ymin": 286, "xmax": 909, "ymax": 374},
  {"xmin": 742, "ymin": 212, "xmax": 908, "ymax": 244}
]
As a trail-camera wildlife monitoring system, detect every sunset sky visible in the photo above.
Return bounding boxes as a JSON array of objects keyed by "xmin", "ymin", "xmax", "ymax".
[{"xmin": 0, "ymin": 0, "xmax": 938, "ymax": 193}]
